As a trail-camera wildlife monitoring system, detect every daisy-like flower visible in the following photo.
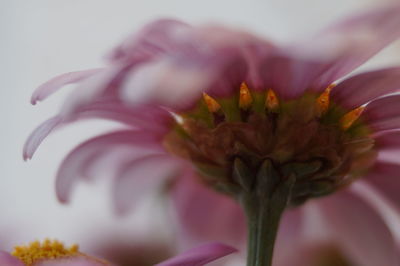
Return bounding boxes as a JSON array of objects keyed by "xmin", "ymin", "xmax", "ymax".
[
  {"xmin": 24, "ymin": 3, "xmax": 400, "ymax": 266},
  {"xmin": 0, "ymin": 240, "xmax": 235, "ymax": 266}
]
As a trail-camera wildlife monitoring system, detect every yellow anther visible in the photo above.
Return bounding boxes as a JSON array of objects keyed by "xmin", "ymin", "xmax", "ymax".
[
  {"xmin": 239, "ymin": 82, "xmax": 253, "ymax": 110},
  {"xmin": 316, "ymin": 84, "xmax": 334, "ymax": 116},
  {"xmin": 265, "ymin": 89, "xmax": 279, "ymax": 111},
  {"xmin": 203, "ymin": 92, "xmax": 221, "ymax": 113},
  {"xmin": 11, "ymin": 239, "xmax": 79, "ymax": 266},
  {"xmin": 340, "ymin": 106, "xmax": 365, "ymax": 130}
]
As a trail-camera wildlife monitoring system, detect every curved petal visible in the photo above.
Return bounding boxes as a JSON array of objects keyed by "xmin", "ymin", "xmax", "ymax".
[
  {"xmin": 36, "ymin": 257, "xmax": 108, "ymax": 266},
  {"xmin": 24, "ymin": 103, "xmax": 172, "ymax": 160},
  {"xmin": 310, "ymin": 3, "xmax": 400, "ymax": 89},
  {"xmin": 112, "ymin": 154, "xmax": 182, "ymax": 215},
  {"xmin": 332, "ymin": 67, "xmax": 400, "ymax": 109},
  {"xmin": 0, "ymin": 251, "xmax": 24, "ymax": 266},
  {"xmin": 374, "ymin": 130, "xmax": 400, "ymax": 150},
  {"xmin": 364, "ymin": 95, "xmax": 400, "ymax": 131},
  {"xmin": 315, "ymin": 190, "xmax": 399, "ymax": 266},
  {"xmin": 55, "ymin": 130, "xmax": 164, "ymax": 203},
  {"xmin": 106, "ymin": 19, "xmax": 192, "ymax": 63},
  {"xmin": 264, "ymin": 3, "xmax": 400, "ymax": 97},
  {"xmin": 156, "ymin": 242, "xmax": 237, "ymax": 266},
  {"xmin": 31, "ymin": 68, "xmax": 104, "ymax": 105},
  {"xmin": 364, "ymin": 161, "xmax": 400, "ymax": 212},
  {"xmin": 23, "ymin": 116, "xmax": 62, "ymax": 160},
  {"xmin": 171, "ymin": 172, "xmax": 246, "ymax": 247}
]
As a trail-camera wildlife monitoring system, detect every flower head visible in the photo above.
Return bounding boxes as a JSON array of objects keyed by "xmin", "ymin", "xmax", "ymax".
[{"xmin": 25, "ymin": 3, "xmax": 400, "ymax": 264}]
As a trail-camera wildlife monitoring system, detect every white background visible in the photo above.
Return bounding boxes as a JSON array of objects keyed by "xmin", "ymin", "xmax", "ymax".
[{"xmin": 1, "ymin": 0, "xmax": 399, "ymax": 260}]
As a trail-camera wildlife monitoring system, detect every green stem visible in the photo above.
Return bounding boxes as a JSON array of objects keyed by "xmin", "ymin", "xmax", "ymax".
[{"xmin": 241, "ymin": 176, "xmax": 294, "ymax": 266}]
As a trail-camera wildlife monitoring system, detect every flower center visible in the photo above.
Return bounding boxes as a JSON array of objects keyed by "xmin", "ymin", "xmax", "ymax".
[
  {"xmin": 12, "ymin": 239, "xmax": 79, "ymax": 265},
  {"xmin": 164, "ymin": 83, "xmax": 376, "ymax": 205}
]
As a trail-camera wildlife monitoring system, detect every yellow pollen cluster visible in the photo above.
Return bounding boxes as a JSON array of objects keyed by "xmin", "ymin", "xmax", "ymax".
[
  {"xmin": 12, "ymin": 239, "xmax": 79, "ymax": 266},
  {"xmin": 340, "ymin": 106, "xmax": 365, "ymax": 130},
  {"xmin": 265, "ymin": 89, "xmax": 279, "ymax": 111},
  {"xmin": 315, "ymin": 84, "xmax": 334, "ymax": 116},
  {"xmin": 203, "ymin": 92, "xmax": 221, "ymax": 113},
  {"xmin": 239, "ymin": 82, "xmax": 253, "ymax": 109}
]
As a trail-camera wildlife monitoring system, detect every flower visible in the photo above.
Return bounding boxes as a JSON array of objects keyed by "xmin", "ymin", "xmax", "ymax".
[
  {"xmin": 0, "ymin": 240, "xmax": 236, "ymax": 266},
  {"xmin": 24, "ymin": 3, "xmax": 400, "ymax": 265}
]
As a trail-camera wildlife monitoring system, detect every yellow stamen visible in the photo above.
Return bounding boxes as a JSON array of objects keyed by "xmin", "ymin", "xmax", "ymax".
[
  {"xmin": 340, "ymin": 106, "xmax": 365, "ymax": 130},
  {"xmin": 316, "ymin": 84, "xmax": 334, "ymax": 116},
  {"xmin": 239, "ymin": 82, "xmax": 253, "ymax": 110},
  {"xmin": 12, "ymin": 239, "xmax": 79, "ymax": 266},
  {"xmin": 203, "ymin": 92, "xmax": 221, "ymax": 113},
  {"xmin": 265, "ymin": 89, "xmax": 279, "ymax": 111}
]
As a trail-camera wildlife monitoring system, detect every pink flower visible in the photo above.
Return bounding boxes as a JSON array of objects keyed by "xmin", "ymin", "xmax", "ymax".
[
  {"xmin": 24, "ymin": 3, "xmax": 400, "ymax": 265},
  {"xmin": 0, "ymin": 240, "xmax": 236, "ymax": 266}
]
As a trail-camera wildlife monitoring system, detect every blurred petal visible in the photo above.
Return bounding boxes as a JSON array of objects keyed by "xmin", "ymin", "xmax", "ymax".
[
  {"xmin": 364, "ymin": 95, "xmax": 400, "ymax": 131},
  {"xmin": 55, "ymin": 130, "xmax": 164, "ymax": 203},
  {"xmin": 35, "ymin": 257, "xmax": 108, "ymax": 266},
  {"xmin": 316, "ymin": 190, "xmax": 399, "ymax": 266},
  {"xmin": 23, "ymin": 116, "xmax": 62, "ymax": 160},
  {"xmin": 112, "ymin": 154, "xmax": 182, "ymax": 215},
  {"xmin": 310, "ymin": 3, "xmax": 400, "ymax": 88},
  {"xmin": 332, "ymin": 67, "xmax": 400, "ymax": 109},
  {"xmin": 171, "ymin": 173, "xmax": 246, "ymax": 246},
  {"xmin": 375, "ymin": 130, "xmax": 400, "ymax": 150},
  {"xmin": 0, "ymin": 251, "xmax": 24, "ymax": 266},
  {"xmin": 31, "ymin": 68, "xmax": 104, "ymax": 104},
  {"xmin": 156, "ymin": 242, "xmax": 237, "ymax": 266},
  {"xmin": 364, "ymin": 161, "xmax": 400, "ymax": 212},
  {"xmin": 107, "ymin": 19, "xmax": 191, "ymax": 62}
]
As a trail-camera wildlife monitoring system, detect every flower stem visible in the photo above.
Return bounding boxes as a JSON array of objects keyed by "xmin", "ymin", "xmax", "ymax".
[{"xmin": 239, "ymin": 161, "xmax": 295, "ymax": 266}]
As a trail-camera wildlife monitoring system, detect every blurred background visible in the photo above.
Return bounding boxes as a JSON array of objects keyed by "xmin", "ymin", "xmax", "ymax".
[{"xmin": 1, "ymin": 0, "xmax": 400, "ymax": 265}]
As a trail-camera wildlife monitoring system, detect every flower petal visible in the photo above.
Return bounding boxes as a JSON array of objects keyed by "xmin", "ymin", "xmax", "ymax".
[
  {"xmin": 106, "ymin": 19, "xmax": 191, "ymax": 63},
  {"xmin": 364, "ymin": 161, "xmax": 400, "ymax": 212},
  {"xmin": 332, "ymin": 67, "xmax": 400, "ymax": 109},
  {"xmin": 267, "ymin": 3, "xmax": 400, "ymax": 96},
  {"xmin": 55, "ymin": 130, "xmax": 164, "ymax": 203},
  {"xmin": 310, "ymin": 3, "xmax": 400, "ymax": 88},
  {"xmin": 364, "ymin": 95, "xmax": 400, "ymax": 131},
  {"xmin": 171, "ymin": 172, "xmax": 246, "ymax": 246},
  {"xmin": 0, "ymin": 251, "xmax": 24, "ymax": 266},
  {"xmin": 31, "ymin": 68, "xmax": 104, "ymax": 105},
  {"xmin": 316, "ymin": 190, "xmax": 399, "ymax": 266},
  {"xmin": 112, "ymin": 154, "xmax": 182, "ymax": 215},
  {"xmin": 23, "ymin": 116, "xmax": 62, "ymax": 160},
  {"xmin": 35, "ymin": 257, "xmax": 108, "ymax": 266},
  {"xmin": 156, "ymin": 242, "xmax": 237, "ymax": 266},
  {"xmin": 375, "ymin": 130, "xmax": 400, "ymax": 150}
]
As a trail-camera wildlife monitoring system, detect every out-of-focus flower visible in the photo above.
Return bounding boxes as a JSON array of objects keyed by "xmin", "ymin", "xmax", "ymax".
[
  {"xmin": 0, "ymin": 240, "xmax": 236, "ymax": 266},
  {"xmin": 24, "ymin": 3, "xmax": 400, "ymax": 265}
]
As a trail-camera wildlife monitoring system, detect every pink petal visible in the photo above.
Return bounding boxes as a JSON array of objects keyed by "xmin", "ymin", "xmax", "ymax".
[
  {"xmin": 310, "ymin": 3, "xmax": 400, "ymax": 89},
  {"xmin": 316, "ymin": 190, "xmax": 399, "ymax": 266},
  {"xmin": 55, "ymin": 130, "xmax": 164, "ymax": 203},
  {"xmin": 156, "ymin": 242, "xmax": 237, "ymax": 266},
  {"xmin": 171, "ymin": 172, "xmax": 246, "ymax": 247},
  {"xmin": 31, "ymin": 68, "xmax": 104, "ymax": 105},
  {"xmin": 112, "ymin": 154, "xmax": 182, "ymax": 215},
  {"xmin": 0, "ymin": 251, "xmax": 24, "ymax": 266},
  {"xmin": 332, "ymin": 67, "xmax": 400, "ymax": 109},
  {"xmin": 35, "ymin": 257, "xmax": 108, "ymax": 266},
  {"xmin": 24, "ymin": 103, "xmax": 172, "ymax": 160},
  {"xmin": 23, "ymin": 116, "xmax": 62, "ymax": 160},
  {"xmin": 375, "ymin": 130, "xmax": 400, "ymax": 150},
  {"xmin": 364, "ymin": 161, "xmax": 400, "ymax": 212},
  {"xmin": 364, "ymin": 95, "xmax": 400, "ymax": 131},
  {"xmin": 106, "ymin": 19, "xmax": 191, "ymax": 63}
]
